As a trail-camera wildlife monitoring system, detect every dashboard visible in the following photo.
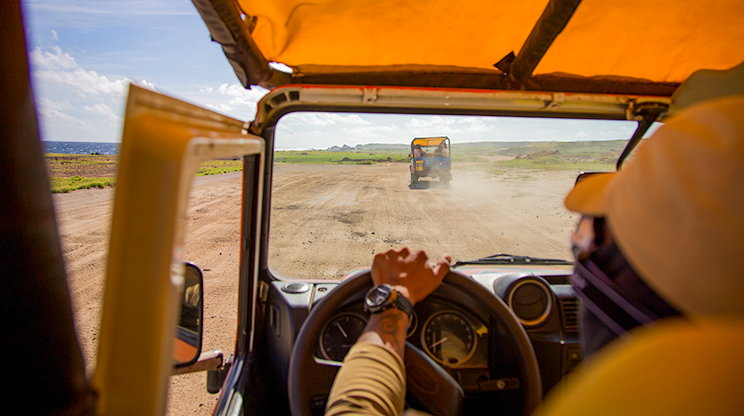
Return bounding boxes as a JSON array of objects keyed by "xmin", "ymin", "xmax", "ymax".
[{"xmin": 264, "ymin": 267, "xmax": 582, "ymax": 403}]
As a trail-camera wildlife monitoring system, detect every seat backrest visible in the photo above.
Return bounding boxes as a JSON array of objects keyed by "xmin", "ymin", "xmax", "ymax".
[{"xmin": 535, "ymin": 318, "xmax": 744, "ymax": 416}]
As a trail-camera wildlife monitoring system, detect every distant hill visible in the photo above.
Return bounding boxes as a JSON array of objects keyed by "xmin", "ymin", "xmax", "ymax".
[
  {"xmin": 488, "ymin": 140, "xmax": 626, "ymax": 156},
  {"xmin": 324, "ymin": 140, "xmax": 627, "ymax": 154},
  {"xmin": 324, "ymin": 143, "xmax": 409, "ymax": 151},
  {"xmin": 453, "ymin": 141, "xmax": 534, "ymax": 150}
]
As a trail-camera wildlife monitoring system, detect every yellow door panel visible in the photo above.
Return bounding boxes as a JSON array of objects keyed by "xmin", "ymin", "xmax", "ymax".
[{"xmin": 91, "ymin": 85, "xmax": 265, "ymax": 416}]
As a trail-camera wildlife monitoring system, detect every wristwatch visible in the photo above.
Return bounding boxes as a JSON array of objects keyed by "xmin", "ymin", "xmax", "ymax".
[{"xmin": 364, "ymin": 284, "xmax": 413, "ymax": 317}]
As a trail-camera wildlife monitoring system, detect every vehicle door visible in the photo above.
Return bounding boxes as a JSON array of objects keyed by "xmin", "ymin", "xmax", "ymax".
[{"xmin": 92, "ymin": 85, "xmax": 265, "ymax": 416}]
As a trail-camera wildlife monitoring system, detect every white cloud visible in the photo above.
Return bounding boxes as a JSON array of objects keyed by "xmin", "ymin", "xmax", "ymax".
[
  {"xmin": 83, "ymin": 103, "xmax": 118, "ymax": 120},
  {"xmin": 50, "ymin": 30, "xmax": 59, "ymax": 41},
  {"xmin": 30, "ymin": 46, "xmax": 76, "ymax": 69},
  {"xmin": 35, "ymin": 67, "xmax": 155, "ymax": 98},
  {"xmin": 206, "ymin": 102, "xmax": 233, "ymax": 112},
  {"xmin": 575, "ymin": 131, "xmax": 589, "ymax": 137},
  {"xmin": 405, "ymin": 115, "xmax": 458, "ymax": 129},
  {"xmin": 36, "ymin": 98, "xmax": 90, "ymax": 128},
  {"xmin": 37, "ymin": 97, "xmax": 73, "ymax": 112},
  {"xmin": 31, "ymin": 46, "xmax": 156, "ymax": 100},
  {"xmin": 289, "ymin": 114, "xmax": 335, "ymax": 126},
  {"xmin": 287, "ymin": 113, "xmax": 370, "ymax": 126},
  {"xmin": 461, "ymin": 117, "xmax": 492, "ymax": 132},
  {"xmin": 28, "ymin": 47, "xmax": 159, "ymax": 141},
  {"xmin": 404, "ymin": 117, "xmax": 431, "ymax": 128},
  {"xmin": 337, "ymin": 114, "xmax": 370, "ymax": 125},
  {"xmin": 216, "ymin": 83, "xmax": 267, "ymax": 105},
  {"xmin": 343, "ymin": 124, "xmax": 399, "ymax": 135},
  {"xmin": 281, "ymin": 128, "xmax": 328, "ymax": 139},
  {"xmin": 197, "ymin": 83, "xmax": 268, "ymax": 117}
]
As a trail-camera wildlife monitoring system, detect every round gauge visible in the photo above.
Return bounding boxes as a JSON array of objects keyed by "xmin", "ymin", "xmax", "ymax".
[
  {"xmin": 320, "ymin": 313, "xmax": 367, "ymax": 362},
  {"xmin": 422, "ymin": 311, "xmax": 477, "ymax": 367}
]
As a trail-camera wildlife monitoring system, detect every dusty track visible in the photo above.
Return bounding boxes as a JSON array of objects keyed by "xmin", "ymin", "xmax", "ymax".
[
  {"xmin": 269, "ymin": 163, "xmax": 580, "ymax": 279},
  {"xmin": 54, "ymin": 162, "xmax": 580, "ymax": 415}
]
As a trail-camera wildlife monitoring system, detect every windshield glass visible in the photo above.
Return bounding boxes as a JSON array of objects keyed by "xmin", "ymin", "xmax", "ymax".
[{"xmin": 269, "ymin": 113, "xmax": 637, "ymax": 280}]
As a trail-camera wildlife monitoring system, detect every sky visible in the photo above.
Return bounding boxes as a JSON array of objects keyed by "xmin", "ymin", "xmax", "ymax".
[{"xmin": 22, "ymin": 0, "xmax": 642, "ymax": 150}]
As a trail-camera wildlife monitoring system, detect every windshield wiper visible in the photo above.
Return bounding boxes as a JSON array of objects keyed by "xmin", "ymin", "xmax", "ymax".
[{"xmin": 453, "ymin": 254, "xmax": 573, "ymax": 267}]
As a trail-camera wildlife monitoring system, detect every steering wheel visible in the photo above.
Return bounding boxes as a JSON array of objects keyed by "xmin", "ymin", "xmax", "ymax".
[{"xmin": 288, "ymin": 269, "xmax": 542, "ymax": 416}]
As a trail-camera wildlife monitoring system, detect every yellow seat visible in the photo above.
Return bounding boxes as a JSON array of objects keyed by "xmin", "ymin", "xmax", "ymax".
[{"xmin": 535, "ymin": 319, "xmax": 744, "ymax": 416}]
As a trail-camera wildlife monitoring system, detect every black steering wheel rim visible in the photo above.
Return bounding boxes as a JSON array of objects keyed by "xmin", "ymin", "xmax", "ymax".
[{"xmin": 288, "ymin": 269, "xmax": 542, "ymax": 416}]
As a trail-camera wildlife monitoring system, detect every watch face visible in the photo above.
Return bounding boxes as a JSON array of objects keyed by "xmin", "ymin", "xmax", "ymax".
[{"xmin": 366, "ymin": 285, "xmax": 392, "ymax": 308}]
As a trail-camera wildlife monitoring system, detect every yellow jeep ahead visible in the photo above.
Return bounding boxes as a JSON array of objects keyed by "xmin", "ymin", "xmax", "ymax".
[{"xmin": 410, "ymin": 137, "xmax": 452, "ymax": 185}]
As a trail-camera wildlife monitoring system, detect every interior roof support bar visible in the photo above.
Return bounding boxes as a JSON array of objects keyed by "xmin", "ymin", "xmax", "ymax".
[
  {"xmin": 191, "ymin": 0, "xmax": 290, "ymax": 89},
  {"xmin": 617, "ymin": 105, "xmax": 667, "ymax": 169},
  {"xmin": 506, "ymin": 0, "xmax": 583, "ymax": 90}
]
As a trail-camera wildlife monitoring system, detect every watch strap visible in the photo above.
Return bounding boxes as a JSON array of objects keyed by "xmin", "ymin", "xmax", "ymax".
[
  {"xmin": 364, "ymin": 284, "xmax": 413, "ymax": 317},
  {"xmin": 393, "ymin": 291, "xmax": 413, "ymax": 316}
]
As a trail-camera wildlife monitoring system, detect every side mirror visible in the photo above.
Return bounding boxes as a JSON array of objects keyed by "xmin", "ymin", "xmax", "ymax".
[{"xmin": 174, "ymin": 262, "xmax": 203, "ymax": 368}]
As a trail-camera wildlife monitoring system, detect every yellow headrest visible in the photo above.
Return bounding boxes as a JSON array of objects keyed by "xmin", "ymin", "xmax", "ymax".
[{"xmin": 535, "ymin": 318, "xmax": 744, "ymax": 416}]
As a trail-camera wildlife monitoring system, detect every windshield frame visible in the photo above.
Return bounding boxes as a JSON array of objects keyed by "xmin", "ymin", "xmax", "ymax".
[{"xmin": 255, "ymin": 85, "xmax": 669, "ymax": 282}]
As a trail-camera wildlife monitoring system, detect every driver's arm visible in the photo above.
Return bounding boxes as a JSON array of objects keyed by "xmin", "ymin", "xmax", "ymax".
[
  {"xmin": 325, "ymin": 248, "xmax": 450, "ymax": 416},
  {"xmin": 324, "ymin": 311, "xmax": 408, "ymax": 416}
]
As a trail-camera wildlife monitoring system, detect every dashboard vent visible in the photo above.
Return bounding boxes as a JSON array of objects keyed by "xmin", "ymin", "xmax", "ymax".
[{"xmin": 560, "ymin": 297, "xmax": 579, "ymax": 332}]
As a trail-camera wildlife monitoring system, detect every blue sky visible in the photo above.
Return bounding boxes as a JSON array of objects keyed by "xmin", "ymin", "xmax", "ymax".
[
  {"xmin": 22, "ymin": 0, "xmax": 641, "ymax": 149},
  {"xmin": 23, "ymin": 0, "xmax": 268, "ymax": 144}
]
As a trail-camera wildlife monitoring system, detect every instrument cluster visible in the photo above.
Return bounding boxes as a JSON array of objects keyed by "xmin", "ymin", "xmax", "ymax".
[{"xmin": 317, "ymin": 300, "xmax": 489, "ymax": 370}]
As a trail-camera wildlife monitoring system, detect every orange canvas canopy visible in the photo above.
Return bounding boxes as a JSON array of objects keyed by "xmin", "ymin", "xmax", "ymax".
[
  {"xmin": 413, "ymin": 137, "xmax": 448, "ymax": 148},
  {"xmin": 194, "ymin": 0, "xmax": 744, "ymax": 95}
]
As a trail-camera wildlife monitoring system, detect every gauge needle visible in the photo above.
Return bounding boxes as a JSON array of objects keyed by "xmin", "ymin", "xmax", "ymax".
[
  {"xmin": 430, "ymin": 337, "xmax": 449, "ymax": 348},
  {"xmin": 335, "ymin": 322, "xmax": 348, "ymax": 338}
]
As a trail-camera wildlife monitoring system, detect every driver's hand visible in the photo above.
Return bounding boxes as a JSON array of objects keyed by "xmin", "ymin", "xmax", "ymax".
[{"xmin": 371, "ymin": 247, "xmax": 451, "ymax": 306}]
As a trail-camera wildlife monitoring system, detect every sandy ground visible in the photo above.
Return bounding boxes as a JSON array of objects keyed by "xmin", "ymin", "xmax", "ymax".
[{"xmin": 53, "ymin": 162, "xmax": 581, "ymax": 415}]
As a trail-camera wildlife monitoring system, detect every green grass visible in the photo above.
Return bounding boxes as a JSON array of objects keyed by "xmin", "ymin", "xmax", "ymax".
[
  {"xmin": 454, "ymin": 141, "xmax": 621, "ymax": 172},
  {"xmin": 196, "ymin": 160, "xmax": 243, "ymax": 176},
  {"xmin": 273, "ymin": 151, "xmax": 409, "ymax": 164},
  {"xmin": 490, "ymin": 156, "xmax": 615, "ymax": 171},
  {"xmin": 48, "ymin": 158, "xmax": 244, "ymax": 193},
  {"xmin": 272, "ymin": 141, "xmax": 622, "ymax": 169},
  {"xmin": 490, "ymin": 140, "xmax": 624, "ymax": 156},
  {"xmin": 51, "ymin": 176, "xmax": 114, "ymax": 193},
  {"xmin": 47, "ymin": 141, "xmax": 623, "ymax": 192},
  {"xmin": 45, "ymin": 156, "xmax": 117, "ymax": 177}
]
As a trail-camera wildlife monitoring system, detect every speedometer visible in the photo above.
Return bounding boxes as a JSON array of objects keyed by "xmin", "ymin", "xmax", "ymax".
[
  {"xmin": 422, "ymin": 311, "xmax": 477, "ymax": 367},
  {"xmin": 320, "ymin": 313, "xmax": 367, "ymax": 362}
]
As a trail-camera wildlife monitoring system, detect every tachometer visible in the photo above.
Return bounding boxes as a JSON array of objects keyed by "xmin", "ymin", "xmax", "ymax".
[
  {"xmin": 422, "ymin": 311, "xmax": 477, "ymax": 367},
  {"xmin": 320, "ymin": 313, "xmax": 367, "ymax": 362}
]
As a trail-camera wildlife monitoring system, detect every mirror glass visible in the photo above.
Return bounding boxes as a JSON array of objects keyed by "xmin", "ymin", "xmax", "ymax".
[{"xmin": 174, "ymin": 262, "xmax": 203, "ymax": 367}]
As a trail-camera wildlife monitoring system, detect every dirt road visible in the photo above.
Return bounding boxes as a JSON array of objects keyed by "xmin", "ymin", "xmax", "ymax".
[
  {"xmin": 54, "ymin": 162, "xmax": 580, "ymax": 415},
  {"xmin": 269, "ymin": 163, "xmax": 580, "ymax": 279}
]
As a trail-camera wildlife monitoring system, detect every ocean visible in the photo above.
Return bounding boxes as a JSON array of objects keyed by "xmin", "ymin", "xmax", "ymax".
[{"xmin": 43, "ymin": 141, "xmax": 119, "ymax": 155}]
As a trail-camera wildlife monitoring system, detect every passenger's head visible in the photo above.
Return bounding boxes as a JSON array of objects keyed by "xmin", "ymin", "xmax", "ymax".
[{"xmin": 564, "ymin": 96, "xmax": 744, "ymax": 355}]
